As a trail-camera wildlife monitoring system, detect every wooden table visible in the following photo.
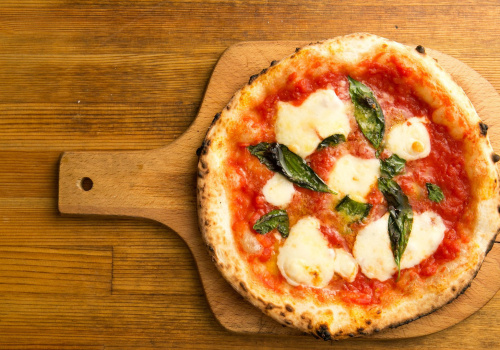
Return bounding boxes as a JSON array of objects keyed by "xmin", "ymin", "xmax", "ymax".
[{"xmin": 0, "ymin": 1, "xmax": 499, "ymax": 349}]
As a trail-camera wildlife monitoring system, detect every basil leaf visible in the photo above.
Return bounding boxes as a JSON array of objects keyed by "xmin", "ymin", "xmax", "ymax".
[
  {"xmin": 335, "ymin": 195, "xmax": 372, "ymax": 223},
  {"xmin": 248, "ymin": 142, "xmax": 337, "ymax": 194},
  {"xmin": 253, "ymin": 209, "xmax": 289, "ymax": 238},
  {"xmin": 378, "ymin": 177, "xmax": 413, "ymax": 280},
  {"xmin": 247, "ymin": 142, "xmax": 281, "ymax": 173},
  {"xmin": 317, "ymin": 134, "xmax": 346, "ymax": 150},
  {"xmin": 380, "ymin": 154, "xmax": 406, "ymax": 178},
  {"xmin": 426, "ymin": 182, "xmax": 445, "ymax": 203},
  {"xmin": 348, "ymin": 76, "xmax": 385, "ymax": 150}
]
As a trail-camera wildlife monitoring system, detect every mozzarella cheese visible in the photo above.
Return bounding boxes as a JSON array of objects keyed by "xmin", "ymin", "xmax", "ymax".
[
  {"xmin": 400, "ymin": 211, "xmax": 446, "ymax": 269},
  {"xmin": 353, "ymin": 211, "xmax": 446, "ymax": 281},
  {"xmin": 262, "ymin": 173, "xmax": 295, "ymax": 207},
  {"xmin": 353, "ymin": 214, "xmax": 396, "ymax": 281},
  {"xmin": 332, "ymin": 248, "xmax": 359, "ymax": 282},
  {"xmin": 386, "ymin": 117, "xmax": 431, "ymax": 161},
  {"xmin": 277, "ymin": 217, "xmax": 335, "ymax": 288},
  {"xmin": 275, "ymin": 89, "xmax": 351, "ymax": 158},
  {"xmin": 327, "ymin": 154, "xmax": 380, "ymax": 202}
]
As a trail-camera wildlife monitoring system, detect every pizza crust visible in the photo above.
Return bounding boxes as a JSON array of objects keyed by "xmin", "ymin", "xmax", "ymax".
[{"xmin": 197, "ymin": 33, "xmax": 500, "ymax": 340}]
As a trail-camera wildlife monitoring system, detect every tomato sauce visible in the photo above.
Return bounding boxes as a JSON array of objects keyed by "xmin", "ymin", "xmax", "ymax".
[{"xmin": 224, "ymin": 56, "xmax": 472, "ymax": 307}]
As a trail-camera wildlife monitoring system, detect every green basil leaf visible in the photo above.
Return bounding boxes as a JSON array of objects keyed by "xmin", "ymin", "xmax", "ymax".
[
  {"xmin": 253, "ymin": 209, "xmax": 289, "ymax": 238},
  {"xmin": 247, "ymin": 142, "xmax": 281, "ymax": 173},
  {"xmin": 248, "ymin": 142, "xmax": 337, "ymax": 194},
  {"xmin": 380, "ymin": 154, "xmax": 406, "ymax": 178},
  {"xmin": 378, "ymin": 177, "xmax": 413, "ymax": 280},
  {"xmin": 317, "ymin": 134, "xmax": 346, "ymax": 150},
  {"xmin": 348, "ymin": 76, "xmax": 385, "ymax": 150},
  {"xmin": 335, "ymin": 195, "xmax": 372, "ymax": 223},
  {"xmin": 426, "ymin": 182, "xmax": 445, "ymax": 203}
]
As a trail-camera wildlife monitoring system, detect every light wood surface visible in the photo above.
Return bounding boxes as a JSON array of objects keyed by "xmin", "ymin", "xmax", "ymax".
[
  {"xmin": 1, "ymin": 1, "xmax": 500, "ymax": 349},
  {"xmin": 58, "ymin": 41, "xmax": 500, "ymax": 339}
]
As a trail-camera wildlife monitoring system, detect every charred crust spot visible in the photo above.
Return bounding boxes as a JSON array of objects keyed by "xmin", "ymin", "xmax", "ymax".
[
  {"xmin": 284, "ymin": 320, "xmax": 292, "ymax": 325},
  {"xmin": 498, "ymin": 206, "xmax": 500, "ymax": 214},
  {"xmin": 279, "ymin": 312, "xmax": 286, "ymax": 317},
  {"xmin": 376, "ymin": 310, "xmax": 382, "ymax": 315},
  {"xmin": 196, "ymin": 139, "xmax": 211, "ymax": 157},
  {"xmin": 197, "ymin": 170, "xmax": 204, "ymax": 178},
  {"xmin": 492, "ymin": 153, "xmax": 500, "ymax": 163},
  {"xmin": 316, "ymin": 324, "xmax": 331, "ymax": 341},
  {"xmin": 485, "ymin": 236, "xmax": 497, "ymax": 255},
  {"xmin": 200, "ymin": 160, "xmax": 207, "ymax": 169},
  {"xmin": 265, "ymin": 303, "xmax": 274, "ymax": 310},
  {"xmin": 357, "ymin": 327, "xmax": 365, "ymax": 333},
  {"xmin": 285, "ymin": 304, "xmax": 294, "ymax": 312},
  {"xmin": 206, "ymin": 244, "xmax": 214, "ymax": 253},
  {"xmin": 416, "ymin": 45, "xmax": 426, "ymax": 54},
  {"xmin": 295, "ymin": 47, "xmax": 301, "ymax": 53},
  {"xmin": 479, "ymin": 122, "xmax": 489, "ymax": 136},
  {"xmin": 239, "ymin": 282, "xmax": 247, "ymax": 292},
  {"xmin": 211, "ymin": 113, "xmax": 221, "ymax": 126},
  {"xmin": 348, "ymin": 333, "xmax": 355, "ymax": 337},
  {"xmin": 270, "ymin": 60, "xmax": 279, "ymax": 67},
  {"xmin": 452, "ymin": 286, "xmax": 457, "ymax": 292},
  {"xmin": 260, "ymin": 68, "xmax": 268, "ymax": 75},
  {"xmin": 307, "ymin": 324, "xmax": 313, "ymax": 330},
  {"xmin": 365, "ymin": 319, "xmax": 372, "ymax": 325},
  {"xmin": 248, "ymin": 74, "xmax": 259, "ymax": 85},
  {"xmin": 374, "ymin": 328, "xmax": 381, "ymax": 333},
  {"xmin": 196, "ymin": 146, "xmax": 203, "ymax": 157}
]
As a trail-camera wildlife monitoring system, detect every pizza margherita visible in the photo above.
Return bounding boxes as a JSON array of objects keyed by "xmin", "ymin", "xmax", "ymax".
[{"xmin": 196, "ymin": 34, "xmax": 500, "ymax": 339}]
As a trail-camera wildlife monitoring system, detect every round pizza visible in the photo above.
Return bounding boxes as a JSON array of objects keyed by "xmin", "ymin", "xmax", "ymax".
[{"xmin": 196, "ymin": 33, "xmax": 500, "ymax": 339}]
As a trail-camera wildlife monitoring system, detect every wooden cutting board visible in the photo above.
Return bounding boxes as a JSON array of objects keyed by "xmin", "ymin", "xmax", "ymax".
[{"xmin": 58, "ymin": 41, "xmax": 500, "ymax": 339}]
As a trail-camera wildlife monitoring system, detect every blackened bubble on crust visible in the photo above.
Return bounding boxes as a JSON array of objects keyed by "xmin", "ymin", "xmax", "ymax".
[
  {"xmin": 280, "ymin": 312, "xmax": 286, "ymax": 317},
  {"xmin": 260, "ymin": 68, "xmax": 268, "ymax": 75},
  {"xmin": 270, "ymin": 60, "xmax": 279, "ymax": 67},
  {"xmin": 211, "ymin": 112, "xmax": 221, "ymax": 126},
  {"xmin": 196, "ymin": 139, "xmax": 211, "ymax": 157},
  {"xmin": 285, "ymin": 304, "xmax": 294, "ymax": 312},
  {"xmin": 365, "ymin": 319, "xmax": 372, "ymax": 325},
  {"xmin": 316, "ymin": 324, "xmax": 332, "ymax": 341},
  {"xmin": 295, "ymin": 47, "xmax": 301, "ymax": 53},
  {"xmin": 416, "ymin": 45, "xmax": 426, "ymax": 54},
  {"xmin": 492, "ymin": 153, "xmax": 500, "ymax": 163},
  {"xmin": 479, "ymin": 122, "xmax": 489, "ymax": 136},
  {"xmin": 239, "ymin": 282, "xmax": 247, "ymax": 292},
  {"xmin": 248, "ymin": 73, "xmax": 259, "ymax": 85},
  {"xmin": 497, "ymin": 205, "xmax": 500, "ymax": 214},
  {"xmin": 265, "ymin": 303, "xmax": 274, "ymax": 310}
]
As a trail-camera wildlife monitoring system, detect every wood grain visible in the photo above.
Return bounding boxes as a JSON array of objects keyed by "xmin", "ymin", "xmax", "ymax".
[
  {"xmin": 1, "ymin": 1, "xmax": 500, "ymax": 349},
  {"xmin": 57, "ymin": 40, "xmax": 500, "ymax": 338}
]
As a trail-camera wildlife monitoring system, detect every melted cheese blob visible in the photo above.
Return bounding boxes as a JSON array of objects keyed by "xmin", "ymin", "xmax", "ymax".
[
  {"xmin": 262, "ymin": 173, "xmax": 295, "ymax": 207},
  {"xmin": 277, "ymin": 217, "xmax": 335, "ymax": 288},
  {"xmin": 327, "ymin": 154, "xmax": 380, "ymax": 202},
  {"xmin": 386, "ymin": 117, "xmax": 431, "ymax": 161},
  {"xmin": 353, "ymin": 214, "xmax": 396, "ymax": 281},
  {"xmin": 400, "ymin": 211, "xmax": 446, "ymax": 269},
  {"xmin": 275, "ymin": 89, "xmax": 351, "ymax": 158},
  {"xmin": 332, "ymin": 248, "xmax": 359, "ymax": 282},
  {"xmin": 353, "ymin": 211, "xmax": 446, "ymax": 281}
]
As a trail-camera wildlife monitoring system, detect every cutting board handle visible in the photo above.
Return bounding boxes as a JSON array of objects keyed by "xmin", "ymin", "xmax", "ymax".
[{"xmin": 58, "ymin": 139, "xmax": 200, "ymax": 236}]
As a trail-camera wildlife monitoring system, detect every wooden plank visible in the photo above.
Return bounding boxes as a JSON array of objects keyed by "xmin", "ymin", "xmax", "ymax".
[
  {"xmin": 0, "ymin": 246, "xmax": 112, "ymax": 295},
  {"xmin": 0, "ymin": 0, "xmax": 499, "ymax": 348}
]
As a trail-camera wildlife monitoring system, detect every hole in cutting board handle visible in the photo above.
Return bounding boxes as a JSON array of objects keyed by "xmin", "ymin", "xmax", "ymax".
[{"xmin": 80, "ymin": 177, "xmax": 93, "ymax": 191}]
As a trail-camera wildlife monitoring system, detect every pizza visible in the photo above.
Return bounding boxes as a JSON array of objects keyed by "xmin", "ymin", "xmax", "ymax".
[{"xmin": 196, "ymin": 33, "xmax": 500, "ymax": 340}]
